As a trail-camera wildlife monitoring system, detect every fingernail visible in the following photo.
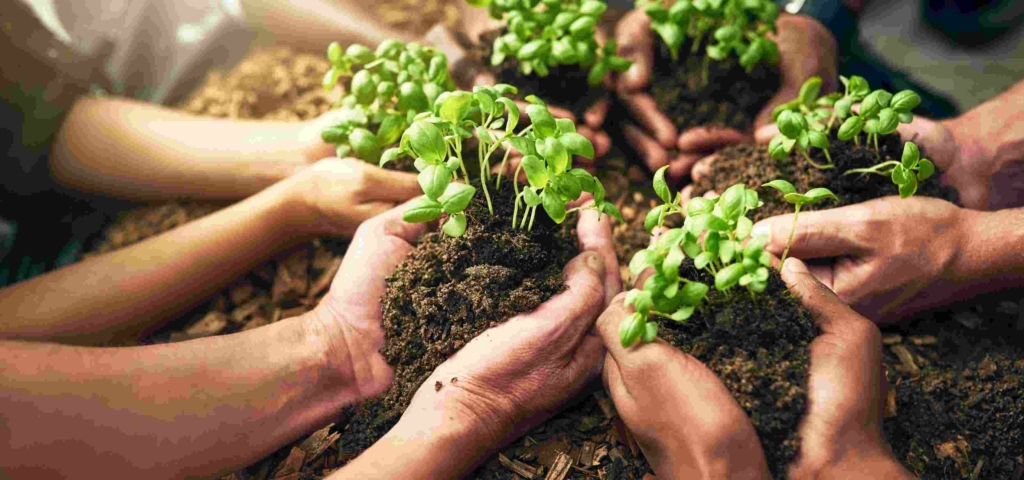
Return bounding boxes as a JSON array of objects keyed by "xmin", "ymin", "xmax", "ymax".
[
  {"xmin": 751, "ymin": 221, "xmax": 771, "ymax": 241},
  {"xmin": 783, "ymin": 257, "xmax": 809, "ymax": 274}
]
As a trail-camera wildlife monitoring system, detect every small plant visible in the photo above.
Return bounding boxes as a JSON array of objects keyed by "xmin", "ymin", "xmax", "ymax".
[
  {"xmin": 320, "ymin": 40, "xmax": 455, "ymax": 163},
  {"xmin": 384, "ymin": 86, "xmax": 622, "ymax": 237},
  {"xmin": 767, "ymin": 77, "xmax": 837, "ymax": 169},
  {"xmin": 621, "ymin": 172, "xmax": 771, "ymax": 348},
  {"xmin": 639, "ymin": 0, "xmax": 779, "ymax": 76},
  {"xmin": 845, "ymin": 142, "xmax": 935, "ymax": 198},
  {"xmin": 761, "ymin": 180, "xmax": 839, "ymax": 264},
  {"xmin": 466, "ymin": 0, "xmax": 631, "ymax": 85}
]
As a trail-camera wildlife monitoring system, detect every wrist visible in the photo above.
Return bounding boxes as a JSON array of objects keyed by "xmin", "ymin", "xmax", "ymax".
[
  {"xmin": 260, "ymin": 170, "xmax": 323, "ymax": 240},
  {"xmin": 952, "ymin": 208, "xmax": 1024, "ymax": 288}
]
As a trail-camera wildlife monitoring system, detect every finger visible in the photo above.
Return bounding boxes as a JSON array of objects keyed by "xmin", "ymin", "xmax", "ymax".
[
  {"xmin": 578, "ymin": 207, "xmax": 623, "ymax": 307},
  {"xmin": 897, "ymin": 117, "xmax": 957, "ymax": 170},
  {"xmin": 753, "ymin": 124, "xmax": 780, "ymax": 145},
  {"xmin": 667, "ymin": 153, "xmax": 701, "ymax": 183},
  {"xmin": 677, "ymin": 127, "xmax": 747, "ymax": 153},
  {"xmin": 471, "ymin": 71, "xmax": 499, "ymax": 89},
  {"xmin": 593, "ymin": 130, "xmax": 611, "ymax": 160},
  {"xmin": 584, "ymin": 98, "xmax": 610, "ymax": 129},
  {"xmin": 594, "ymin": 296, "xmax": 637, "ymax": 362},
  {"xmin": 515, "ymin": 252, "xmax": 607, "ymax": 342},
  {"xmin": 781, "ymin": 258, "xmax": 870, "ymax": 336},
  {"xmin": 754, "ymin": 89, "xmax": 799, "ymax": 130},
  {"xmin": 691, "ymin": 154, "xmax": 717, "ymax": 183},
  {"xmin": 680, "ymin": 185, "xmax": 695, "ymax": 207},
  {"xmin": 615, "ymin": 10, "xmax": 653, "ymax": 91},
  {"xmin": 623, "ymin": 124, "xmax": 669, "ymax": 171},
  {"xmin": 751, "ymin": 207, "xmax": 867, "ymax": 259},
  {"xmin": 622, "ymin": 94, "xmax": 677, "ymax": 148},
  {"xmin": 364, "ymin": 167, "xmax": 422, "ymax": 202}
]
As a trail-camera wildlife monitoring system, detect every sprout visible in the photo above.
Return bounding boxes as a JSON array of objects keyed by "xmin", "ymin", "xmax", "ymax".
[
  {"xmin": 844, "ymin": 142, "xmax": 934, "ymax": 198},
  {"xmin": 761, "ymin": 180, "xmax": 839, "ymax": 264}
]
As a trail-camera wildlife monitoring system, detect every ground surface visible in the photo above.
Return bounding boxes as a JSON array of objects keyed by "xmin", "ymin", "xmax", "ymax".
[{"xmin": 86, "ymin": 3, "xmax": 1024, "ymax": 478}]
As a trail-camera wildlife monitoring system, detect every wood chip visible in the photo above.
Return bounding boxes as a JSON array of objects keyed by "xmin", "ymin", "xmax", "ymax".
[
  {"xmin": 545, "ymin": 452, "xmax": 572, "ymax": 480},
  {"xmin": 890, "ymin": 344, "xmax": 920, "ymax": 376},
  {"xmin": 884, "ymin": 388, "xmax": 898, "ymax": 418},
  {"xmin": 971, "ymin": 459, "xmax": 984, "ymax": 480},
  {"xmin": 241, "ymin": 315, "xmax": 269, "ymax": 332},
  {"xmin": 595, "ymin": 393, "xmax": 615, "ymax": 419},
  {"xmin": 909, "ymin": 335, "xmax": 937, "ymax": 346},
  {"xmin": 591, "ymin": 445, "xmax": 608, "ymax": 466},
  {"xmin": 308, "ymin": 257, "xmax": 342, "ymax": 300},
  {"xmin": 231, "ymin": 296, "xmax": 269, "ymax": 323},
  {"xmin": 499, "ymin": 453, "xmax": 537, "ymax": 479},
  {"xmin": 881, "ymin": 334, "xmax": 903, "ymax": 345},
  {"xmin": 272, "ymin": 250, "xmax": 309, "ymax": 302},
  {"xmin": 229, "ymin": 281, "xmax": 254, "ymax": 305},
  {"xmin": 185, "ymin": 311, "xmax": 229, "ymax": 336},
  {"xmin": 578, "ymin": 441, "xmax": 596, "ymax": 467},
  {"xmin": 273, "ymin": 447, "xmax": 306, "ymax": 478}
]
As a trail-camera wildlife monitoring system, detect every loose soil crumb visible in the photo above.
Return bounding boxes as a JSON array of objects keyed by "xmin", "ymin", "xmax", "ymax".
[
  {"xmin": 694, "ymin": 133, "xmax": 960, "ymax": 222},
  {"xmin": 657, "ymin": 260, "xmax": 818, "ymax": 476},
  {"xmin": 649, "ymin": 42, "xmax": 780, "ymax": 133},
  {"xmin": 335, "ymin": 181, "xmax": 579, "ymax": 460}
]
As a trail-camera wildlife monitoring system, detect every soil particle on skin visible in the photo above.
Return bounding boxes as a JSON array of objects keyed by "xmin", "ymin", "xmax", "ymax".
[
  {"xmin": 657, "ymin": 260, "xmax": 818, "ymax": 476},
  {"xmin": 335, "ymin": 181, "xmax": 579, "ymax": 460},
  {"xmin": 649, "ymin": 41, "xmax": 780, "ymax": 133},
  {"xmin": 472, "ymin": 30, "xmax": 608, "ymax": 121},
  {"xmin": 694, "ymin": 133, "xmax": 960, "ymax": 222}
]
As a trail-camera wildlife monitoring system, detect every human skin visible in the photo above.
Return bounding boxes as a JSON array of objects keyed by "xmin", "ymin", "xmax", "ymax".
[
  {"xmin": 595, "ymin": 258, "xmax": 913, "ymax": 479},
  {"xmin": 616, "ymin": 11, "xmax": 838, "ymax": 183},
  {"xmin": 0, "ymin": 201, "xmax": 425, "ymax": 479},
  {"xmin": 333, "ymin": 207, "xmax": 622, "ymax": 479},
  {"xmin": 752, "ymin": 197, "xmax": 1024, "ymax": 323},
  {"xmin": 240, "ymin": 0, "xmax": 418, "ymax": 50},
  {"xmin": 0, "ymin": 159, "xmax": 420, "ymax": 345}
]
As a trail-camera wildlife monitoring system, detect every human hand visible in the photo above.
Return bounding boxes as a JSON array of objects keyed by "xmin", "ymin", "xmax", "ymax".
[
  {"xmin": 366, "ymin": 207, "xmax": 620, "ymax": 477},
  {"xmin": 617, "ymin": 12, "xmax": 838, "ymax": 184},
  {"xmin": 280, "ymin": 158, "xmax": 421, "ymax": 238},
  {"xmin": 422, "ymin": 24, "xmax": 612, "ymax": 163},
  {"xmin": 595, "ymin": 292, "xmax": 771, "ymax": 479},
  {"xmin": 751, "ymin": 196, "xmax": 971, "ymax": 322},
  {"xmin": 782, "ymin": 258, "xmax": 914, "ymax": 478}
]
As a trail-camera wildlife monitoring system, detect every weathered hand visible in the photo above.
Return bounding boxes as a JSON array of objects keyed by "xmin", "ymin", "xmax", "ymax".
[
  {"xmin": 783, "ymin": 258, "xmax": 914, "ymax": 479},
  {"xmin": 617, "ymin": 12, "xmax": 838, "ymax": 184},
  {"xmin": 281, "ymin": 158, "xmax": 421, "ymax": 238},
  {"xmin": 752, "ymin": 196, "xmax": 970, "ymax": 322},
  {"xmin": 595, "ymin": 294, "xmax": 771, "ymax": 479}
]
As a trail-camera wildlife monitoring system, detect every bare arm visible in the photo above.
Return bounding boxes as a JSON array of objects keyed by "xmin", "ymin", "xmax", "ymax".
[
  {"xmin": 50, "ymin": 96, "xmax": 332, "ymax": 202},
  {"xmin": 241, "ymin": 0, "xmax": 417, "ymax": 51},
  {"xmin": 948, "ymin": 80, "xmax": 1024, "ymax": 178}
]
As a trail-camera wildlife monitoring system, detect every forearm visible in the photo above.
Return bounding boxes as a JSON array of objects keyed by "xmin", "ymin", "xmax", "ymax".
[
  {"xmin": 949, "ymin": 81, "xmax": 1024, "ymax": 174},
  {"xmin": 242, "ymin": 0, "xmax": 416, "ymax": 51},
  {"xmin": 0, "ymin": 313, "xmax": 352, "ymax": 479},
  {"xmin": 0, "ymin": 178, "xmax": 310, "ymax": 345},
  {"xmin": 955, "ymin": 207, "xmax": 1024, "ymax": 291},
  {"xmin": 51, "ymin": 96, "xmax": 313, "ymax": 201}
]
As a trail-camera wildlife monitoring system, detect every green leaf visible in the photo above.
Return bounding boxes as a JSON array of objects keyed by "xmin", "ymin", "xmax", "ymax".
[
  {"xmin": 418, "ymin": 164, "xmax": 451, "ymax": 201},
  {"xmin": 644, "ymin": 205, "xmax": 665, "ymax": 232},
  {"xmin": 398, "ymin": 81, "xmax": 429, "ymax": 112},
  {"xmin": 798, "ymin": 76, "xmax": 823, "ymax": 106},
  {"xmin": 736, "ymin": 216, "xmax": 753, "ymax": 240},
  {"xmin": 899, "ymin": 174, "xmax": 919, "ymax": 198},
  {"xmin": 542, "ymin": 189, "xmax": 567, "ymax": 224},
  {"xmin": 327, "ymin": 42, "xmax": 343, "ymax": 65},
  {"xmin": 446, "ymin": 157, "xmax": 461, "ymax": 172},
  {"xmin": 860, "ymin": 91, "xmax": 883, "ymax": 118},
  {"xmin": 848, "ymin": 76, "xmax": 871, "ymax": 99},
  {"xmin": 642, "ymin": 322, "xmax": 658, "ymax": 343},
  {"xmin": 555, "ymin": 118, "xmax": 576, "ymax": 134},
  {"xmin": 719, "ymin": 240, "xmax": 736, "ymax": 264},
  {"xmin": 838, "ymin": 116, "xmax": 865, "ymax": 141},
  {"xmin": 523, "ymin": 187, "xmax": 542, "ymax": 207},
  {"xmin": 663, "ymin": 245, "xmax": 685, "ymax": 281},
  {"xmin": 619, "ymin": 312, "xmax": 645, "ymax": 348},
  {"xmin": 694, "ymin": 251, "xmax": 716, "ymax": 270},
  {"xmin": 559, "ymin": 132, "xmax": 594, "ymax": 159},
  {"xmin": 653, "ymin": 166, "xmax": 672, "ymax": 203},
  {"xmin": 877, "ymin": 108, "xmax": 899, "ymax": 135},
  {"xmin": 526, "ymin": 104, "xmax": 558, "ymax": 138},
  {"xmin": 518, "ymin": 39, "xmax": 550, "ymax": 60},
  {"xmin": 403, "ymin": 197, "xmax": 443, "ymax": 223},
  {"xmin": 670, "ymin": 305, "xmax": 695, "ymax": 322},
  {"xmin": 629, "ymin": 250, "xmax": 652, "ymax": 277},
  {"xmin": 891, "ymin": 164, "xmax": 910, "ymax": 185},
  {"xmin": 714, "ymin": 25, "xmax": 741, "ymax": 43},
  {"xmin": 715, "ymin": 264, "xmax": 746, "ymax": 291},
  {"xmin": 521, "ymin": 155, "xmax": 549, "ymax": 189},
  {"xmin": 784, "ymin": 193, "xmax": 812, "ymax": 205},
  {"xmin": 654, "ymin": 22, "xmax": 685, "ymax": 52},
  {"xmin": 902, "ymin": 142, "xmax": 920, "ymax": 168},
  {"xmin": 600, "ymin": 202, "xmax": 625, "ymax": 223},
  {"xmin": 569, "ymin": 17, "xmax": 596, "ymax": 40},
  {"xmin": 686, "ymin": 196, "xmax": 714, "ymax": 217},
  {"xmin": 807, "ymin": 130, "xmax": 829, "ymax": 150},
  {"xmin": 346, "ymin": 44, "xmax": 375, "ymax": 64},
  {"xmin": 507, "ymin": 136, "xmax": 536, "ymax": 156},
  {"xmin": 541, "ymin": 137, "xmax": 570, "ymax": 173},
  {"xmin": 587, "ymin": 61, "xmax": 608, "ymax": 86},
  {"xmin": 718, "ymin": 184, "xmax": 746, "ymax": 221},
  {"xmin": 439, "ymin": 183, "xmax": 476, "ymax": 214},
  {"xmin": 891, "ymin": 90, "xmax": 921, "ymax": 113},
  {"xmin": 768, "ymin": 135, "xmax": 796, "ymax": 159},
  {"xmin": 917, "ymin": 159, "xmax": 935, "ymax": 181},
  {"xmin": 406, "ymin": 121, "xmax": 446, "ymax": 163},
  {"xmin": 349, "ymin": 128, "xmax": 380, "ymax": 160},
  {"xmin": 442, "ymin": 213, "xmax": 468, "ymax": 237},
  {"xmin": 413, "ymin": 157, "xmax": 428, "ymax": 172},
  {"xmin": 835, "ymin": 96, "xmax": 853, "ymax": 118},
  {"xmin": 626, "ymin": 289, "xmax": 654, "ymax": 316},
  {"xmin": 379, "ymin": 147, "xmax": 402, "ymax": 168},
  {"xmin": 678, "ymin": 282, "xmax": 709, "ymax": 306},
  {"xmin": 439, "ymin": 92, "xmax": 473, "ymax": 124},
  {"xmin": 496, "ymin": 98, "xmax": 519, "ymax": 133},
  {"xmin": 805, "ymin": 188, "xmax": 839, "ymax": 205},
  {"xmin": 778, "ymin": 110, "xmax": 805, "ymax": 138},
  {"xmin": 898, "ymin": 112, "xmax": 914, "ymax": 124},
  {"xmin": 377, "ymin": 115, "xmax": 405, "ymax": 146},
  {"xmin": 762, "ymin": 179, "xmax": 797, "ymax": 196},
  {"xmin": 321, "ymin": 126, "xmax": 347, "ymax": 144}
]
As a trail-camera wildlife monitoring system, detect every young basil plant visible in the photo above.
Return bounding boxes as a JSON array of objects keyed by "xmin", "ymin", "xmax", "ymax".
[
  {"xmin": 321, "ymin": 40, "xmax": 455, "ymax": 164},
  {"xmin": 387, "ymin": 88, "xmax": 622, "ymax": 237},
  {"xmin": 768, "ymin": 77, "xmax": 836, "ymax": 169},
  {"xmin": 845, "ymin": 142, "xmax": 934, "ymax": 198},
  {"xmin": 467, "ymin": 0, "xmax": 631, "ymax": 86},
  {"xmin": 639, "ymin": 0, "xmax": 779, "ymax": 79},
  {"xmin": 761, "ymin": 180, "xmax": 839, "ymax": 264},
  {"xmin": 622, "ymin": 178, "xmax": 771, "ymax": 348}
]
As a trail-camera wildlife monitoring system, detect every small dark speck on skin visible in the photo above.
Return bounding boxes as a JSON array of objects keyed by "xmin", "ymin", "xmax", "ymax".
[
  {"xmin": 451, "ymin": 377, "xmax": 458, "ymax": 384},
  {"xmin": 435, "ymin": 381, "xmax": 443, "ymax": 392}
]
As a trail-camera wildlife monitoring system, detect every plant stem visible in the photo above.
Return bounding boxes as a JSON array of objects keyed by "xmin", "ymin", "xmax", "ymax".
[
  {"xmin": 802, "ymin": 151, "xmax": 834, "ymax": 170},
  {"xmin": 782, "ymin": 204, "xmax": 801, "ymax": 265},
  {"xmin": 528, "ymin": 205, "xmax": 537, "ymax": 231},
  {"xmin": 701, "ymin": 55, "xmax": 710, "ymax": 87},
  {"xmin": 495, "ymin": 146, "xmax": 512, "ymax": 191},
  {"xmin": 478, "ymin": 140, "xmax": 494, "ymax": 215},
  {"xmin": 513, "ymin": 191, "xmax": 521, "ymax": 227}
]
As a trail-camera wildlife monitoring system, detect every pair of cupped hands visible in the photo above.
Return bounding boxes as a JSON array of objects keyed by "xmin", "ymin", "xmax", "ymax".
[{"xmin": 305, "ymin": 195, "xmax": 910, "ymax": 478}]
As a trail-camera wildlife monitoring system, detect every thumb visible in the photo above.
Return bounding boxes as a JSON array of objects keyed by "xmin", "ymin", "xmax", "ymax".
[
  {"xmin": 365, "ymin": 166, "xmax": 422, "ymax": 202},
  {"xmin": 780, "ymin": 258, "xmax": 860, "ymax": 334},
  {"xmin": 616, "ymin": 10, "xmax": 654, "ymax": 92},
  {"xmin": 754, "ymin": 87, "xmax": 799, "ymax": 131},
  {"xmin": 514, "ymin": 251, "xmax": 606, "ymax": 342},
  {"xmin": 752, "ymin": 207, "xmax": 865, "ymax": 259}
]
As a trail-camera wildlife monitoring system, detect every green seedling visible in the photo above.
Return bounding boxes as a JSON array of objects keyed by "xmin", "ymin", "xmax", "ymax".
[
  {"xmin": 845, "ymin": 142, "xmax": 935, "ymax": 198},
  {"xmin": 768, "ymin": 77, "xmax": 835, "ymax": 169},
  {"xmin": 622, "ymin": 175, "xmax": 772, "ymax": 348},
  {"xmin": 466, "ymin": 0, "xmax": 631, "ymax": 85},
  {"xmin": 639, "ymin": 0, "xmax": 779, "ymax": 81},
  {"xmin": 385, "ymin": 87, "xmax": 621, "ymax": 237},
  {"xmin": 761, "ymin": 180, "xmax": 838, "ymax": 264},
  {"xmin": 321, "ymin": 40, "xmax": 455, "ymax": 163}
]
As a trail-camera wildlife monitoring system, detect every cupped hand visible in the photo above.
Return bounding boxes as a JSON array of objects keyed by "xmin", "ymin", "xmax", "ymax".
[
  {"xmin": 616, "ymin": 12, "xmax": 838, "ymax": 184},
  {"xmin": 783, "ymin": 258, "xmax": 914, "ymax": 479},
  {"xmin": 282, "ymin": 158, "xmax": 422, "ymax": 238},
  {"xmin": 595, "ymin": 293, "xmax": 771, "ymax": 479},
  {"xmin": 751, "ymin": 196, "xmax": 970, "ymax": 322},
  {"xmin": 309, "ymin": 201, "xmax": 429, "ymax": 404},
  {"xmin": 385, "ymin": 207, "xmax": 621, "ymax": 474}
]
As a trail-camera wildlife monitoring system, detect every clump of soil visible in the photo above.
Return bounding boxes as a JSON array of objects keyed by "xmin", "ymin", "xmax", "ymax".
[
  {"xmin": 472, "ymin": 30, "xmax": 608, "ymax": 121},
  {"xmin": 657, "ymin": 260, "xmax": 818, "ymax": 476},
  {"xmin": 335, "ymin": 181, "xmax": 579, "ymax": 459},
  {"xmin": 649, "ymin": 42, "xmax": 780, "ymax": 133},
  {"xmin": 693, "ymin": 134, "xmax": 960, "ymax": 222}
]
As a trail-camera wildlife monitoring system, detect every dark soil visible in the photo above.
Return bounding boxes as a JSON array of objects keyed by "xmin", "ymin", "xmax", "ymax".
[
  {"xmin": 473, "ymin": 30, "xmax": 608, "ymax": 121},
  {"xmin": 649, "ymin": 41, "xmax": 780, "ymax": 133},
  {"xmin": 693, "ymin": 134, "xmax": 961, "ymax": 222},
  {"xmin": 334, "ymin": 180, "xmax": 579, "ymax": 461},
  {"xmin": 658, "ymin": 260, "xmax": 819, "ymax": 476}
]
